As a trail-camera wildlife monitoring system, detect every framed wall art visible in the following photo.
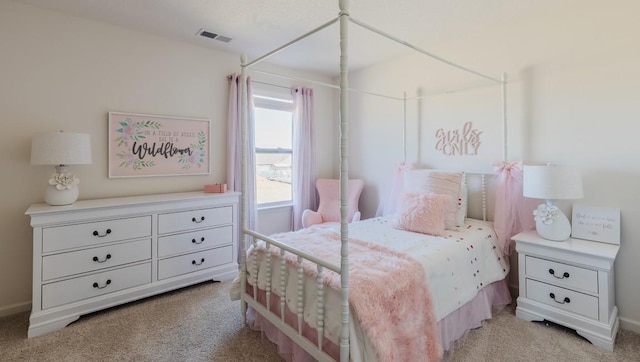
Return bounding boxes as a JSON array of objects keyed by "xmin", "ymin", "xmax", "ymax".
[
  {"xmin": 571, "ymin": 204, "xmax": 621, "ymax": 245},
  {"xmin": 108, "ymin": 112, "xmax": 211, "ymax": 178}
]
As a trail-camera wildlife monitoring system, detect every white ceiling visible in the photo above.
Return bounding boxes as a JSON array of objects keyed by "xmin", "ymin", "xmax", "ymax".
[{"xmin": 13, "ymin": 0, "xmax": 575, "ymax": 76}]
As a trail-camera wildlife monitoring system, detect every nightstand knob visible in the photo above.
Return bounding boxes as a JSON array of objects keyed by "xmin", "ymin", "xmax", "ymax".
[
  {"xmin": 548, "ymin": 269, "xmax": 570, "ymax": 279},
  {"xmin": 192, "ymin": 258, "xmax": 205, "ymax": 266},
  {"xmin": 192, "ymin": 216, "xmax": 205, "ymax": 223},
  {"xmin": 549, "ymin": 292, "xmax": 570, "ymax": 304}
]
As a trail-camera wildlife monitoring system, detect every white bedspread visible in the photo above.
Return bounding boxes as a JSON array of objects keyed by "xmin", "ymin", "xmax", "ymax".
[
  {"xmin": 345, "ymin": 216, "xmax": 509, "ymax": 320},
  {"xmin": 240, "ymin": 216, "xmax": 509, "ymax": 360}
]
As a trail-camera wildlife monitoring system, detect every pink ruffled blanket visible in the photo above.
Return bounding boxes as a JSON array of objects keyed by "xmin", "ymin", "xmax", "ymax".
[{"xmin": 253, "ymin": 227, "xmax": 442, "ymax": 361}]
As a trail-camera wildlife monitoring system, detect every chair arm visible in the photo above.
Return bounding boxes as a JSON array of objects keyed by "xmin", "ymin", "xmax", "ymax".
[
  {"xmin": 302, "ymin": 209, "xmax": 323, "ymax": 228},
  {"xmin": 351, "ymin": 211, "xmax": 362, "ymax": 223}
]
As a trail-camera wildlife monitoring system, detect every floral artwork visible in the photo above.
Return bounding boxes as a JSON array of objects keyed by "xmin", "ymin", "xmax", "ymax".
[{"xmin": 109, "ymin": 112, "xmax": 210, "ymax": 177}]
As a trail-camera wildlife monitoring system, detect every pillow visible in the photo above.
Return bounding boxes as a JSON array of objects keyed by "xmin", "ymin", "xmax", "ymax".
[
  {"xmin": 392, "ymin": 191, "xmax": 448, "ymax": 236},
  {"xmin": 403, "ymin": 169, "xmax": 464, "ymax": 230}
]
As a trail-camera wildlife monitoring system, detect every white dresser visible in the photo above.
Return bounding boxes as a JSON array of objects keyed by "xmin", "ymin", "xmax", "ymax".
[
  {"xmin": 513, "ymin": 231, "xmax": 620, "ymax": 351},
  {"xmin": 25, "ymin": 191, "xmax": 240, "ymax": 338}
]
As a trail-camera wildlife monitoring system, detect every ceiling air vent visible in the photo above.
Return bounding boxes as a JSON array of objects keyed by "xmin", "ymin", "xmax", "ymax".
[{"xmin": 197, "ymin": 29, "xmax": 232, "ymax": 43}]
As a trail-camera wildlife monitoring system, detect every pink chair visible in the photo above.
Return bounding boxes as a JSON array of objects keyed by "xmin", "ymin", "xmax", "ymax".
[{"xmin": 301, "ymin": 179, "xmax": 365, "ymax": 228}]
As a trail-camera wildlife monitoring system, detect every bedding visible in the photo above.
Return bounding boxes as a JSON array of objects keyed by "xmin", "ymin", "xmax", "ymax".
[{"xmin": 239, "ymin": 215, "xmax": 509, "ymax": 361}]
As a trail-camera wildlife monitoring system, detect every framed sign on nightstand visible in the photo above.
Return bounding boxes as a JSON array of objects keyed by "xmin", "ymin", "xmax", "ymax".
[{"xmin": 571, "ymin": 205, "xmax": 620, "ymax": 245}]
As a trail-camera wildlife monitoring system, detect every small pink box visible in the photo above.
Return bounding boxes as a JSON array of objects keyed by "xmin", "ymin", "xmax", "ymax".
[{"xmin": 204, "ymin": 183, "xmax": 227, "ymax": 193}]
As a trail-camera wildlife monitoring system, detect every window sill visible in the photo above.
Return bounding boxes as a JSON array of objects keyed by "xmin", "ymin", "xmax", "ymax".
[{"xmin": 258, "ymin": 203, "xmax": 293, "ymax": 213}]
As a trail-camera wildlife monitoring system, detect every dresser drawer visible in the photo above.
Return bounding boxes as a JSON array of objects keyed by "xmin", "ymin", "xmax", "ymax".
[
  {"xmin": 158, "ymin": 206, "xmax": 232, "ymax": 235},
  {"xmin": 158, "ymin": 226, "xmax": 233, "ymax": 258},
  {"xmin": 42, "ymin": 239, "xmax": 151, "ymax": 281},
  {"xmin": 42, "ymin": 216, "xmax": 152, "ymax": 253},
  {"xmin": 41, "ymin": 262, "xmax": 151, "ymax": 309},
  {"xmin": 525, "ymin": 256, "xmax": 598, "ymax": 294},
  {"xmin": 526, "ymin": 279, "xmax": 599, "ymax": 320},
  {"xmin": 158, "ymin": 246, "xmax": 233, "ymax": 280}
]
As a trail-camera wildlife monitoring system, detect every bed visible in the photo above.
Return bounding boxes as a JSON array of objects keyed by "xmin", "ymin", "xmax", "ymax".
[{"xmin": 235, "ymin": 1, "xmax": 512, "ymax": 361}]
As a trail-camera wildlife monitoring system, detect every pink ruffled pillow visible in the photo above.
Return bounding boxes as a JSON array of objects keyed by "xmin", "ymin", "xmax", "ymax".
[
  {"xmin": 403, "ymin": 169, "xmax": 464, "ymax": 230},
  {"xmin": 393, "ymin": 191, "xmax": 449, "ymax": 236}
]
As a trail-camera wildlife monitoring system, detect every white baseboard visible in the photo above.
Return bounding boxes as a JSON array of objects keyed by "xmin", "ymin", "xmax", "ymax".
[
  {"xmin": 619, "ymin": 316, "xmax": 640, "ymax": 334},
  {"xmin": 0, "ymin": 301, "xmax": 31, "ymax": 318}
]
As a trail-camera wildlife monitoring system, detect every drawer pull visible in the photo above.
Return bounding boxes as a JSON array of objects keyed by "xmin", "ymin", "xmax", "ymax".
[
  {"xmin": 548, "ymin": 269, "xmax": 570, "ymax": 279},
  {"xmin": 192, "ymin": 237, "xmax": 205, "ymax": 244},
  {"xmin": 549, "ymin": 292, "xmax": 570, "ymax": 304},
  {"xmin": 192, "ymin": 216, "xmax": 205, "ymax": 223},
  {"xmin": 93, "ymin": 279, "xmax": 112, "ymax": 289},
  {"xmin": 192, "ymin": 258, "xmax": 205, "ymax": 266},
  {"xmin": 92, "ymin": 254, "xmax": 112, "ymax": 263},
  {"xmin": 93, "ymin": 229, "xmax": 112, "ymax": 237}
]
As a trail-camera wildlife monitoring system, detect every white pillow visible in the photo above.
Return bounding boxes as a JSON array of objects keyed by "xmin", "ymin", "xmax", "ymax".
[{"xmin": 403, "ymin": 169, "xmax": 465, "ymax": 230}]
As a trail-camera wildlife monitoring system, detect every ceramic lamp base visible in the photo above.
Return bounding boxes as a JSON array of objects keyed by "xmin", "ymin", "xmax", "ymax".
[
  {"xmin": 44, "ymin": 185, "xmax": 79, "ymax": 206},
  {"xmin": 535, "ymin": 211, "xmax": 571, "ymax": 241}
]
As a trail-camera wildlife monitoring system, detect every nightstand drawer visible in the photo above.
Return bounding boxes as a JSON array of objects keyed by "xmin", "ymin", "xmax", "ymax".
[
  {"xmin": 41, "ymin": 262, "xmax": 151, "ymax": 309},
  {"xmin": 158, "ymin": 246, "xmax": 233, "ymax": 280},
  {"xmin": 42, "ymin": 216, "xmax": 152, "ymax": 253},
  {"xmin": 158, "ymin": 206, "xmax": 232, "ymax": 234},
  {"xmin": 526, "ymin": 279, "xmax": 598, "ymax": 320},
  {"xmin": 42, "ymin": 239, "xmax": 151, "ymax": 281},
  {"xmin": 525, "ymin": 256, "xmax": 598, "ymax": 294},
  {"xmin": 158, "ymin": 225, "xmax": 233, "ymax": 258}
]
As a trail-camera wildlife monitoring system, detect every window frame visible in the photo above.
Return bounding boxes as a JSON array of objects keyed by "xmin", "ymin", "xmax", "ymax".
[{"xmin": 253, "ymin": 90, "xmax": 294, "ymax": 208}]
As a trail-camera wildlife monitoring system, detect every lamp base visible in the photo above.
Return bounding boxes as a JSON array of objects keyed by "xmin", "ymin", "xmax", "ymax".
[
  {"xmin": 44, "ymin": 185, "xmax": 79, "ymax": 206},
  {"xmin": 535, "ymin": 207, "xmax": 572, "ymax": 241}
]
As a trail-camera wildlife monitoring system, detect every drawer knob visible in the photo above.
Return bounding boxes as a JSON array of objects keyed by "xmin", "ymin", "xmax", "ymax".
[
  {"xmin": 93, "ymin": 279, "xmax": 112, "ymax": 289},
  {"xmin": 93, "ymin": 229, "xmax": 112, "ymax": 237},
  {"xmin": 549, "ymin": 292, "xmax": 570, "ymax": 304},
  {"xmin": 192, "ymin": 216, "xmax": 205, "ymax": 223},
  {"xmin": 192, "ymin": 258, "xmax": 205, "ymax": 266},
  {"xmin": 92, "ymin": 254, "xmax": 112, "ymax": 263},
  {"xmin": 548, "ymin": 269, "xmax": 570, "ymax": 279},
  {"xmin": 192, "ymin": 237, "xmax": 205, "ymax": 244}
]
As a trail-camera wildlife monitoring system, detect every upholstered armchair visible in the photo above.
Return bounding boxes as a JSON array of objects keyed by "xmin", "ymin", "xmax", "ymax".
[{"xmin": 301, "ymin": 179, "xmax": 365, "ymax": 228}]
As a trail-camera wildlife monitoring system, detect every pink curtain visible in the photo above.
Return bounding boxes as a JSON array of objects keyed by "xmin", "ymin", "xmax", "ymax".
[
  {"xmin": 493, "ymin": 161, "xmax": 538, "ymax": 256},
  {"xmin": 227, "ymin": 74, "xmax": 257, "ymax": 260},
  {"xmin": 291, "ymin": 87, "xmax": 316, "ymax": 230}
]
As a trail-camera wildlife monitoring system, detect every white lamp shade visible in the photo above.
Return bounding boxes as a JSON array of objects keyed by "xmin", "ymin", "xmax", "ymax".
[
  {"xmin": 523, "ymin": 165, "xmax": 583, "ymax": 200},
  {"xmin": 31, "ymin": 132, "xmax": 92, "ymax": 165}
]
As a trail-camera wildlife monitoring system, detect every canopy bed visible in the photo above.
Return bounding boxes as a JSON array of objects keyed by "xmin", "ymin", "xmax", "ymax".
[{"xmin": 236, "ymin": 1, "xmax": 512, "ymax": 361}]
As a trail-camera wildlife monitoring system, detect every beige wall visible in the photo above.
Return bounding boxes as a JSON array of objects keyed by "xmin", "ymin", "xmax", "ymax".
[
  {"xmin": 347, "ymin": 0, "xmax": 640, "ymax": 332},
  {"xmin": 0, "ymin": 1, "xmax": 333, "ymax": 315}
]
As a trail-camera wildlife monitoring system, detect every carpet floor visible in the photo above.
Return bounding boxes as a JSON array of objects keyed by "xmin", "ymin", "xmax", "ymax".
[{"xmin": 1, "ymin": 280, "xmax": 638, "ymax": 361}]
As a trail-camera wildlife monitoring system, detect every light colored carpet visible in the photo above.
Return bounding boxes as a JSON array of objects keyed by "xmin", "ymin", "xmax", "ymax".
[{"xmin": 1, "ymin": 280, "xmax": 638, "ymax": 361}]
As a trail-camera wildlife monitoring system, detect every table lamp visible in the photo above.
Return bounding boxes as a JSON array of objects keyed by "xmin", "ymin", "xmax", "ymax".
[
  {"xmin": 523, "ymin": 165, "xmax": 583, "ymax": 241},
  {"xmin": 31, "ymin": 131, "xmax": 92, "ymax": 206}
]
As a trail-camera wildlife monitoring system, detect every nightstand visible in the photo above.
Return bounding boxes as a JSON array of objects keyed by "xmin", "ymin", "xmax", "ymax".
[{"xmin": 513, "ymin": 231, "xmax": 620, "ymax": 351}]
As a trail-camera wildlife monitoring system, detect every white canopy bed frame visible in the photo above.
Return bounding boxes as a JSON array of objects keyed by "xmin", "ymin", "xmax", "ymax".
[{"xmin": 238, "ymin": 1, "xmax": 508, "ymax": 361}]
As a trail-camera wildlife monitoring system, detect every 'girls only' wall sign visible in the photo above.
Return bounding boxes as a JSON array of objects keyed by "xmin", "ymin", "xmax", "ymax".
[
  {"xmin": 108, "ymin": 112, "xmax": 210, "ymax": 178},
  {"xmin": 435, "ymin": 121, "xmax": 483, "ymax": 156}
]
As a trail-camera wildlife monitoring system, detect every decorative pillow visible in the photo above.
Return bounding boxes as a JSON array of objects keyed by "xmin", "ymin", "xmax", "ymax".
[
  {"xmin": 403, "ymin": 169, "xmax": 464, "ymax": 230},
  {"xmin": 393, "ymin": 191, "xmax": 448, "ymax": 236}
]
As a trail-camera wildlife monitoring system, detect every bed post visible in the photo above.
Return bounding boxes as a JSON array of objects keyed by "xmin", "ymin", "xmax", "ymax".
[
  {"xmin": 239, "ymin": 54, "xmax": 248, "ymax": 325},
  {"xmin": 338, "ymin": 0, "xmax": 350, "ymax": 361},
  {"xmin": 501, "ymin": 72, "xmax": 508, "ymax": 162}
]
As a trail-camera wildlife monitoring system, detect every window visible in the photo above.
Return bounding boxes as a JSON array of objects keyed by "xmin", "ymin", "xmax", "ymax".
[{"xmin": 253, "ymin": 92, "xmax": 293, "ymax": 206}]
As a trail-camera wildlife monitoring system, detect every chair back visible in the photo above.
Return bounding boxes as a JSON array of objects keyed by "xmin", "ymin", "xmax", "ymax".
[{"xmin": 316, "ymin": 179, "xmax": 364, "ymax": 223}]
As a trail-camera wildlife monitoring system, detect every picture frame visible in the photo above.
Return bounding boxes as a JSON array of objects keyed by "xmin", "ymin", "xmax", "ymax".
[
  {"xmin": 571, "ymin": 204, "xmax": 621, "ymax": 245},
  {"xmin": 108, "ymin": 112, "xmax": 211, "ymax": 178}
]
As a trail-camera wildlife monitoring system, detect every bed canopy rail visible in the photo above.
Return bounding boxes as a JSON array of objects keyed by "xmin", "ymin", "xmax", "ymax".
[{"xmin": 238, "ymin": 0, "xmax": 507, "ymax": 360}]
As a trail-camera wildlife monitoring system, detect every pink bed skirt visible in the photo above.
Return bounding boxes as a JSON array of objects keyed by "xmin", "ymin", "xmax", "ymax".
[{"xmin": 246, "ymin": 278, "xmax": 512, "ymax": 361}]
